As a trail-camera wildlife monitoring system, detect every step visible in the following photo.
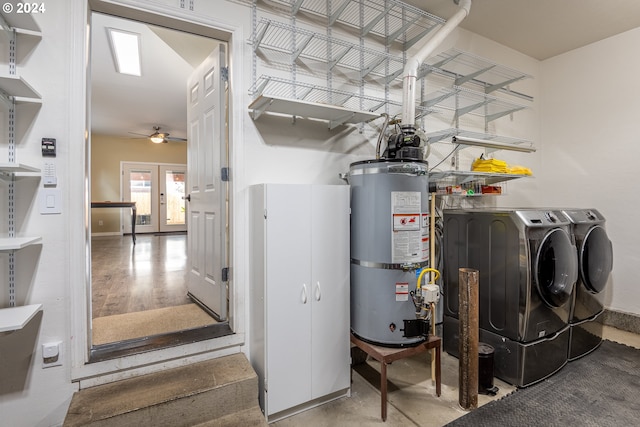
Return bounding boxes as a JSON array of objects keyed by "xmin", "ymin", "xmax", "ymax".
[
  {"xmin": 64, "ymin": 353, "xmax": 266, "ymax": 426},
  {"xmin": 194, "ymin": 405, "xmax": 267, "ymax": 427}
]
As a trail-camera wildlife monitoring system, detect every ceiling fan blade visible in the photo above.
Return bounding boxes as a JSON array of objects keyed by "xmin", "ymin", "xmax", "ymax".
[
  {"xmin": 128, "ymin": 127, "xmax": 186, "ymax": 142},
  {"xmin": 165, "ymin": 136, "xmax": 187, "ymax": 142},
  {"xmin": 128, "ymin": 131, "xmax": 151, "ymax": 137}
]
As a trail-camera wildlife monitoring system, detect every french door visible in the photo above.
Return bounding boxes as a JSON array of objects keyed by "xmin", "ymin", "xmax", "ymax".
[{"xmin": 122, "ymin": 162, "xmax": 187, "ymax": 234}]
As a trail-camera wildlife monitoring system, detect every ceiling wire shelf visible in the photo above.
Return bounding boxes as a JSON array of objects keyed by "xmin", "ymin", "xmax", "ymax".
[
  {"xmin": 429, "ymin": 170, "xmax": 532, "ymax": 186},
  {"xmin": 248, "ymin": 75, "xmax": 435, "ymax": 127},
  {"xmin": 257, "ymin": 0, "xmax": 445, "ymax": 47},
  {"xmin": 250, "ymin": 18, "xmax": 404, "ymax": 81},
  {"xmin": 422, "ymin": 48, "xmax": 532, "ymax": 99},
  {"xmin": 426, "ymin": 128, "xmax": 535, "ymax": 152},
  {"xmin": 422, "ymin": 86, "xmax": 527, "ymax": 122}
]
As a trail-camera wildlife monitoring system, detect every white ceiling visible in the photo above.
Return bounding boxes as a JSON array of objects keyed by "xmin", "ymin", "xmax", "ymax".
[
  {"xmin": 413, "ymin": 0, "xmax": 640, "ymax": 60},
  {"xmin": 90, "ymin": 1, "xmax": 640, "ymax": 140},
  {"xmin": 90, "ymin": 12, "xmax": 218, "ymax": 141}
]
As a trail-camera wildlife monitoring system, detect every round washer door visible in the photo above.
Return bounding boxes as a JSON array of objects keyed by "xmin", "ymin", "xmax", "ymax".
[
  {"xmin": 535, "ymin": 228, "xmax": 578, "ymax": 307},
  {"xmin": 580, "ymin": 225, "xmax": 613, "ymax": 293}
]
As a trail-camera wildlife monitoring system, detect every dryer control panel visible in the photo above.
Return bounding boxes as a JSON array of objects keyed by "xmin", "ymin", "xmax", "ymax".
[
  {"xmin": 561, "ymin": 209, "xmax": 605, "ymax": 224},
  {"xmin": 515, "ymin": 210, "xmax": 570, "ymax": 227}
]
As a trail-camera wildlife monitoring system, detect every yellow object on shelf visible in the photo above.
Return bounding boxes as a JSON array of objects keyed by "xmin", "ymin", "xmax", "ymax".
[
  {"xmin": 471, "ymin": 157, "xmax": 508, "ymax": 173},
  {"xmin": 471, "ymin": 157, "xmax": 533, "ymax": 175},
  {"xmin": 508, "ymin": 165, "xmax": 533, "ymax": 175}
]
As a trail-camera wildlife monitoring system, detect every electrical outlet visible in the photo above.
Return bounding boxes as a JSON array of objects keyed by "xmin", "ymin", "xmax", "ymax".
[
  {"xmin": 42, "ymin": 341, "xmax": 63, "ymax": 368},
  {"xmin": 98, "ymin": 220, "xmax": 104, "ymax": 226}
]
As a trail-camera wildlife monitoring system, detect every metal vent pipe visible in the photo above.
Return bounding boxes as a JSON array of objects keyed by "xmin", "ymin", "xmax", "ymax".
[{"xmin": 401, "ymin": 0, "xmax": 472, "ymax": 133}]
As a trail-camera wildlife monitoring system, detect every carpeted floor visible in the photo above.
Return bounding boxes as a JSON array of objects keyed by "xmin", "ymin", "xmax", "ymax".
[
  {"xmin": 92, "ymin": 303, "xmax": 217, "ymax": 345},
  {"xmin": 445, "ymin": 340, "xmax": 640, "ymax": 427}
]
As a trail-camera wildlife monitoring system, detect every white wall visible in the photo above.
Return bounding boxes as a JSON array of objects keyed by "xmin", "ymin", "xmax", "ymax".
[
  {"xmin": 0, "ymin": 2, "xmax": 79, "ymax": 426},
  {"xmin": 0, "ymin": 0, "xmax": 635, "ymax": 425},
  {"xmin": 539, "ymin": 27, "xmax": 640, "ymax": 316}
]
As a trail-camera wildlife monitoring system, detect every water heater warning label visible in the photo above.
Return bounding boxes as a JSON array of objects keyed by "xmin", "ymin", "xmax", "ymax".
[
  {"xmin": 396, "ymin": 282, "xmax": 409, "ymax": 301},
  {"xmin": 391, "ymin": 191, "xmax": 426, "ymax": 263},
  {"xmin": 393, "ymin": 214, "xmax": 420, "ymax": 231}
]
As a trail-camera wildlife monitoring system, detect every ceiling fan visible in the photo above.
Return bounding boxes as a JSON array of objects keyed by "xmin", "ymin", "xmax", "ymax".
[{"xmin": 129, "ymin": 126, "xmax": 187, "ymax": 143}]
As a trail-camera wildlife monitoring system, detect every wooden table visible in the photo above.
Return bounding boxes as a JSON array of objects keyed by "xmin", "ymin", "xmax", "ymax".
[
  {"xmin": 350, "ymin": 333, "xmax": 441, "ymax": 422},
  {"xmin": 91, "ymin": 201, "xmax": 137, "ymax": 244}
]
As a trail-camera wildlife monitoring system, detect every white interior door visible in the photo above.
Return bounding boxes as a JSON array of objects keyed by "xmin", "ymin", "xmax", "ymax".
[
  {"xmin": 186, "ymin": 44, "xmax": 227, "ymax": 321},
  {"xmin": 159, "ymin": 165, "xmax": 187, "ymax": 233}
]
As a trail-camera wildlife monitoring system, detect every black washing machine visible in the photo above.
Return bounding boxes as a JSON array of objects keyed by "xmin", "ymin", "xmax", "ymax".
[
  {"xmin": 443, "ymin": 209, "xmax": 578, "ymax": 387},
  {"xmin": 562, "ymin": 209, "xmax": 613, "ymax": 360}
]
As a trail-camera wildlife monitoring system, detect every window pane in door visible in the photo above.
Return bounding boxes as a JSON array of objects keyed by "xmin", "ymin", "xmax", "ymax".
[
  {"xmin": 130, "ymin": 170, "xmax": 152, "ymax": 226},
  {"xmin": 165, "ymin": 170, "xmax": 186, "ymax": 225}
]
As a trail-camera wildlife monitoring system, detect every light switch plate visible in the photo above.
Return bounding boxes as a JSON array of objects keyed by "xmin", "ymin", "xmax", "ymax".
[{"xmin": 39, "ymin": 189, "xmax": 62, "ymax": 214}]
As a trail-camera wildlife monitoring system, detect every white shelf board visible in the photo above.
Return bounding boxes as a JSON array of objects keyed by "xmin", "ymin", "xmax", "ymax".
[
  {"xmin": 0, "ymin": 236, "xmax": 42, "ymax": 251},
  {"xmin": 0, "ymin": 304, "xmax": 42, "ymax": 333},
  {"xmin": 1, "ymin": 6, "xmax": 41, "ymax": 32},
  {"xmin": 0, "ymin": 162, "xmax": 40, "ymax": 173},
  {"xmin": 249, "ymin": 95, "xmax": 380, "ymax": 128},
  {"xmin": 13, "ymin": 95, "xmax": 42, "ymax": 106},
  {"xmin": 0, "ymin": 75, "xmax": 41, "ymax": 99},
  {"xmin": 15, "ymin": 27, "xmax": 42, "ymax": 40},
  {"xmin": 0, "ymin": 26, "xmax": 42, "ymax": 43}
]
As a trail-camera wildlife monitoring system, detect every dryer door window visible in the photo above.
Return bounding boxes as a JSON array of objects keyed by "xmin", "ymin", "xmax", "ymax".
[
  {"xmin": 580, "ymin": 225, "xmax": 613, "ymax": 293},
  {"xmin": 535, "ymin": 228, "xmax": 578, "ymax": 307}
]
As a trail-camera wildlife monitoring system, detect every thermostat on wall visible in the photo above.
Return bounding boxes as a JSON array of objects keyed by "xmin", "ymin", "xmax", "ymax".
[{"xmin": 42, "ymin": 138, "xmax": 56, "ymax": 157}]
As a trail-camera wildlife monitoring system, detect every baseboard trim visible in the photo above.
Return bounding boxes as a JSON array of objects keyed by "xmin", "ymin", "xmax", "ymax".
[
  {"xmin": 602, "ymin": 309, "xmax": 640, "ymax": 335},
  {"xmin": 91, "ymin": 232, "xmax": 122, "ymax": 237}
]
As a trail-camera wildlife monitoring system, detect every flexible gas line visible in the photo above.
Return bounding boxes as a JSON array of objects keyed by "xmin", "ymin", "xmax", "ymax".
[{"xmin": 417, "ymin": 267, "xmax": 440, "ymax": 290}]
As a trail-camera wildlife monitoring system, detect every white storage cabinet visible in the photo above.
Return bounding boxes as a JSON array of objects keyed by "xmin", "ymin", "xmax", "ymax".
[{"xmin": 249, "ymin": 183, "xmax": 350, "ymax": 421}]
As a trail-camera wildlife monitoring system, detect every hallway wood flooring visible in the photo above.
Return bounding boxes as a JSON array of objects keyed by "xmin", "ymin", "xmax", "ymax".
[
  {"xmin": 91, "ymin": 234, "xmax": 191, "ymax": 318},
  {"xmin": 89, "ymin": 233, "xmax": 231, "ymax": 360}
]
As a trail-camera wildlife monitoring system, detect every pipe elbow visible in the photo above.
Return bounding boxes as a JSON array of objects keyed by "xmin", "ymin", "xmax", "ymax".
[
  {"xmin": 457, "ymin": 0, "xmax": 472, "ymax": 15},
  {"xmin": 403, "ymin": 58, "xmax": 421, "ymax": 79}
]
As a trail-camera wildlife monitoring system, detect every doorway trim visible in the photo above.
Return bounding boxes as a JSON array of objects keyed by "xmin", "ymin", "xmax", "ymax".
[{"xmin": 69, "ymin": 0, "xmax": 246, "ymax": 384}]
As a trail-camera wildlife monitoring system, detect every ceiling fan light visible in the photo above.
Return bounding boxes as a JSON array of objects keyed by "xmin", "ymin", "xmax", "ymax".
[{"xmin": 150, "ymin": 135, "xmax": 164, "ymax": 143}]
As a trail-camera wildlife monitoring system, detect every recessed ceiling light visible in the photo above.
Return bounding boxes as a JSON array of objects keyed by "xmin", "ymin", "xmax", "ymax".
[{"xmin": 107, "ymin": 28, "xmax": 141, "ymax": 76}]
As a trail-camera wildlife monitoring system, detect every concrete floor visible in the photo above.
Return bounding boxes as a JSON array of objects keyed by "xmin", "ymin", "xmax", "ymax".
[{"xmin": 270, "ymin": 326, "xmax": 640, "ymax": 427}]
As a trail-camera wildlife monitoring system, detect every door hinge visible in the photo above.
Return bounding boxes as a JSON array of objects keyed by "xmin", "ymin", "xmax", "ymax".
[
  {"xmin": 221, "ymin": 167, "xmax": 230, "ymax": 182},
  {"xmin": 221, "ymin": 66, "xmax": 229, "ymax": 82},
  {"xmin": 222, "ymin": 267, "xmax": 229, "ymax": 282}
]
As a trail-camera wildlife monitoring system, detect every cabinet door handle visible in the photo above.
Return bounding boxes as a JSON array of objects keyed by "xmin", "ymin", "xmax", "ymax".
[
  {"xmin": 315, "ymin": 281, "xmax": 321, "ymax": 301},
  {"xmin": 301, "ymin": 284, "xmax": 308, "ymax": 304}
]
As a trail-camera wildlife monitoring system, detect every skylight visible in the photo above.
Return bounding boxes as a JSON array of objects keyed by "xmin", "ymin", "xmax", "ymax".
[{"xmin": 107, "ymin": 28, "xmax": 142, "ymax": 76}]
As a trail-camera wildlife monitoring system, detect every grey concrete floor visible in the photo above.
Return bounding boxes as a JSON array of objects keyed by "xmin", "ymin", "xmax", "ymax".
[{"xmin": 270, "ymin": 326, "xmax": 640, "ymax": 427}]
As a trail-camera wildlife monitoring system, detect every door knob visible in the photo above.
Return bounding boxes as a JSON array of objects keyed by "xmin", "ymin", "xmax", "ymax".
[{"xmin": 185, "ymin": 194, "xmax": 191, "ymax": 202}]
